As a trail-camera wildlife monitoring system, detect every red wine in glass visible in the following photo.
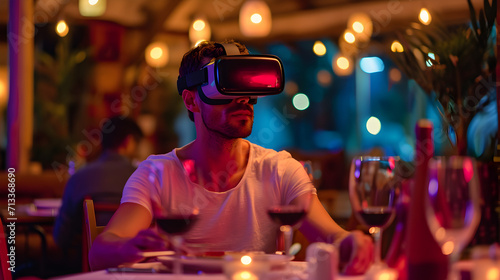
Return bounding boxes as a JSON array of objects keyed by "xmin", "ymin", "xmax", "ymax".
[
  {"xmin": 156, "ymin": 214, "xmax": 198, "ymax": 235},
  {"xmin": 155, "ymin": 211, "xmax": 198, "ymax": 275},
  {"xmin": 267, "ymin": 207, "xmax": 307, "ymax": 226},
  {"xmin": 357, "ymin": 207, "xmax": 395, "ymax": 228}
]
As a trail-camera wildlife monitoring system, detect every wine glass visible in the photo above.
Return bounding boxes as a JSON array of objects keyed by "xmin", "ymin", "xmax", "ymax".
[
  {"xmin": 154, "ymin": 205, "xmax": 199, "ymax": 275},
  {"xmin": 424, "ymin": 156, "xmax": 481, "ymax": 280},
  {"xmin": 268, "ymin": 162, "xmax": 314, "ymax": 255},
  {"xmin": 349, "ymin": 156, "xmax": 401, "ymax": 270}
]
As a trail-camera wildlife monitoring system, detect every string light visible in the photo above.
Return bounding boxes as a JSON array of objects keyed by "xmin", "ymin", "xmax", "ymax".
[
  {"xmin": 239, "ymin": 1, "xmax": 272, "ymax": 37},
  {"xmin": 313, "ymin": 41, "xmax": 327, "ymax": 56},
  {"xmin": 79, "ymin": 0, "xmax": 106, "ymax": 17},
  {"xmin": 419, "ymin": 8, "xmax": 432, "ymax": 25},
  {"xmin": 145, "ymin": 41, "xmax": 169, "ymax": 68},
  {"xmin": 189, "ymin": 17, "xmax": 211, "ymax": 45},
  {"xmin": 390, "ymin": 41, "xmax": 404, "ymax": 53},
  {"xmin": 344, "ymin": 31, "xmax": 356, "ymax": 44}
]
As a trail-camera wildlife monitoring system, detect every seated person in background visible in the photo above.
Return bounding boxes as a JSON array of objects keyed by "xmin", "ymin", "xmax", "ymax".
[
  {"xmin": 90, "ymin": 40, "xmax": 373, "ymax": 274},
  {"xmin": 53, "ymin": 116, "xmax": 143, "ymax": 271}
]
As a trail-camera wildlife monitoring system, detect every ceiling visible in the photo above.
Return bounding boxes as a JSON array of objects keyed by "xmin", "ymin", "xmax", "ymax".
[{"xmin": 0, "ymin": 0, "xmax": 486, "ymax": 68}]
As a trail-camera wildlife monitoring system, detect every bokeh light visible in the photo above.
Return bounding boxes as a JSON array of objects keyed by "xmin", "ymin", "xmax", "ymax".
[
  {"xmin": 240, "ymin": 255, "xmax": 252, "ymax": 265},
  {"xmin": 441, "ymin": 241, "xmax": 454, "ymax": 255},
  {"xmin": 360, "ymin": 57, "xmax": 384, "ymax": 74},
  {"xmin": 390, "ymin": 40, "xmax": 404, "ymax": 53},
  {"xmin": 192, "ymin": 19, "xmax": 206, "ymax": 31},
  {"xmin": 239, "ymin": 0, "xmax": 272, "ymax": 37},
  {"xmin": 292, "ymin": 93, "xmax": 310, "ymax": 111},
  {"xmin": 284, "ymin": 81, "xmax": 299, "ymax": 96},
  {"xmin": 344, "ymin": 31, "xmax": 356, "ymax": 44},
  {"xmin": 145, "ymin": 41, "xmax": 169, "ymax": 68},
  {"xmin": 313, "ymin": 41, "xmax": 327, "ymax": 56},
  {"xmin": 250, "ymin": 13, "xmax": 262, "ymax": 23},
  {"xmin": 366, "ymin": 116, "xmax": 381, "ymax": 135},
  {"xmin": 419, "ymin": 8, "xmax": 432, "ymax": 25},
  {"xmin": 333, "ymin": 54, "xmax": 353, "ymax": 76},
  {"xmin": 317, "ymin": 70, "xmax": 332, "ymax": 87},
  {"xmin": 56, "ymin": 20, "xmax": 69, "ymax": 37},
  {"xmin": 389, "ymin": 68, "xmax": 402, "ymax": 83}
]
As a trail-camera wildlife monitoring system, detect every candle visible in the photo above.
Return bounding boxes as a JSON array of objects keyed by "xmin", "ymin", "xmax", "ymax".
[{"xmin": 232, "ymin": 271, "xmax": 258, "ymax": 280}]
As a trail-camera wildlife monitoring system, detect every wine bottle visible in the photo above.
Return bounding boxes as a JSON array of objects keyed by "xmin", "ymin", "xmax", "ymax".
[
  {"xmin": 405, "ymin": 119, "xmax": 448, "ymax": 280},
  {"xmin": 385, "ymin": 179, "xmax": 410, "ymax": 280}
]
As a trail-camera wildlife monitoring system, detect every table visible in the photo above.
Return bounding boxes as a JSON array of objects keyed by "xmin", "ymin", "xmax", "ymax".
[
  {"xmin": 0, "ymin": 201, "xmax": 60, "ymax": 277},
  {"xmin": 50, "ymin": 261, "xmax": 367, "ymax": 280}
]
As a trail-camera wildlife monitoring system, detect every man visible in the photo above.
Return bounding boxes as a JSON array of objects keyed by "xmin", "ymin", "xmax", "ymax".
[
  {"xmin": 53, "ymin": 116, "xmax": 143, "ymax": 271},
  {"xmin": 90, "ymin": 40, "xmax": 373, "ymax": 274}
]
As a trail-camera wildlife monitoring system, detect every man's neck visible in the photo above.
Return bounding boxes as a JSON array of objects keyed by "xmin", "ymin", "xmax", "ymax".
[{"xmin": 177, "ymin": 138, "xmax": 250, "ymax": 191}]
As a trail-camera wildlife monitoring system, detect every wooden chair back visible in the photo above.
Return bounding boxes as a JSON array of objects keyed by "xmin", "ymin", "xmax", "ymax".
[{"xmin": 82, "ymin": 199, "xmax": 119, "ymax": 271}]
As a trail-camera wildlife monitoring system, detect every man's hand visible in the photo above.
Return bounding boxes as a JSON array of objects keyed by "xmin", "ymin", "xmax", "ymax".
[
  {"xmin": 338, "ymin": 230, "xmax": 374, "ymax": 275},
  {"xmin": 119, "ymin": 229, "xmax": 170, "ymax": 262}
]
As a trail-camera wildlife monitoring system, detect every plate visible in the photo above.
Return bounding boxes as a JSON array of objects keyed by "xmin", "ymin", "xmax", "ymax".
[
  {"xmin": 158, "ymin": 253, "xmax": 294, "ymax": 273},
  {"xmin": 138, "ymin": 250, "xmax": 175, "ymax": 258}
]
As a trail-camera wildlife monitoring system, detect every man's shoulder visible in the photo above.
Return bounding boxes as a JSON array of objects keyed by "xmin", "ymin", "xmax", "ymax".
[
  {"xmin": 249, "ymin": 142, "xmax": 292, "ymax": 161},
  {"xmin": 137, "ymin": 150, "xmax": 179, "ymax": 169}
]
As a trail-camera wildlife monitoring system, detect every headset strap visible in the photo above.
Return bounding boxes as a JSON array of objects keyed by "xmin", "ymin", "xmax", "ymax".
[{"xmin": 218, "ymin": 43, "xmax": 241, "ymax": 55}]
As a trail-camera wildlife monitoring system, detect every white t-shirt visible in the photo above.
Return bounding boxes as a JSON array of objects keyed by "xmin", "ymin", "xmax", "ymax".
[{"xmin": 121, "ymin": 141, "xmax": 314, "ymax": 253}]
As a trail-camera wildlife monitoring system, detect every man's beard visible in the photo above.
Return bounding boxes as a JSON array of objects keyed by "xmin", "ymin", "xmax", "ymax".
[{"xmin": 201, "ymin": 106, "xmax": 253, "ymax": 139}]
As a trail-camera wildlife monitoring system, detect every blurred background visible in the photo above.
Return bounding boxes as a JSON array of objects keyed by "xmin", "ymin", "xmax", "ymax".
[
  {"xmin": 1, "ymin": 0, "xmax": 499, "ymax": 278},
  {"xmin": 1, "ymin": 0, "xmax": 484, "ymax": 172}
]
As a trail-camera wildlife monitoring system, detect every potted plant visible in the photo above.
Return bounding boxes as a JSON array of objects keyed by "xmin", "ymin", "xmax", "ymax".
[{"xmin": 390, "ymin": 0, "xmax": 497, "ymax": 159}]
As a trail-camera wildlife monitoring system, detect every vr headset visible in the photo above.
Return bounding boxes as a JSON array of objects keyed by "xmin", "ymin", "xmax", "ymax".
[{"xmin": 176, "ymin": 43, "xmax": 285, "ymax": 105}]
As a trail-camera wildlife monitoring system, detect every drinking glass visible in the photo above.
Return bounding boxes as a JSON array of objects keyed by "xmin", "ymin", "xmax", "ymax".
[
  {"xmin": 424, "ymin": 156, "xmax": 481, "ymax": 280},
  {"xmin": 154, "ymin": 205, "xmax": 199, "ymax": 275},
  {"xmin": 349, "ymin": 156, "xmax": 401, "ymax": 269},
  {"xmin": 268, "ymin": 164, "xmax": 314, "ymax": 255}
]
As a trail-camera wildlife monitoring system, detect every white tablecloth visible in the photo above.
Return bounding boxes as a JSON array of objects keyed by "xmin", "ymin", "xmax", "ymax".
[{"xmin": 50, "ymin": 261, "xmax": 367, "ymax": 280}]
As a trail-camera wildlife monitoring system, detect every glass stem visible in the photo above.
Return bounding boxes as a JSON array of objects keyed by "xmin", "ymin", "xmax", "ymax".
[
  {"xmin": 371, "ymin": 227, "xmax": 382, "ymax": 264},
  {"xmin": 447, "ymin": 251, "xmax": 460, "ymax": 280},
  {"xmin": 282, "ymin": 225, "xmax": 293, "ymax": 255},
  {"xmin": 172, "ymin": 235, "xmax": 183, "ymax": 275}
]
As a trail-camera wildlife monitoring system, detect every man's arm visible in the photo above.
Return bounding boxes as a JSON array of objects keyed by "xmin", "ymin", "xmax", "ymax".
[
  {"xmin": 298, "ymin": 194, "xmax": 374, "ymax": 275},
  {"xmin": 88, "ymin": 202, "xmax": 167, "ymax": 270}
]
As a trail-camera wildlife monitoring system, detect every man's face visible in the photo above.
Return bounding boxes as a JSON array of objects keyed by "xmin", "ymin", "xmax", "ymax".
[{"xmin": 198, "ymin": 97, "xmax": 254, "ymax": 139}]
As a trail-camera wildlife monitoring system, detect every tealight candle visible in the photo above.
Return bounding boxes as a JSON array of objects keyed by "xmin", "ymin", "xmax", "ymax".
[
  {"xmin": 472, "ymin": 259, "xmax": 500, "ymax": 280},
  {"xmin": 365, "ymin": 267, "xmax": 398, "ymax": 280},
  {"xmin": 223, "ymin": 253, "xmax": 271, "ymax": 280},
  {"xmin": 232, "ymin": 271, "xmax": 258, "ymax": 280}
]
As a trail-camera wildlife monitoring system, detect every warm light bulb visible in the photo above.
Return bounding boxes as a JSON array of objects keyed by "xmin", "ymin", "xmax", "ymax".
[
  {"xmin": 333, "ymin": 54, "xmax": 353, "ymax": 76},
  {"xmin": 344, "ymin": 31, "xmax": 356, "ymax": 44},
  {"xmin": 192, "ymin": 19, "xmax": 206, "ymax": 31},
  {"xmin": 419, "ymin": 8, "xmax": 432, "ymax": 25},
  {"xmin": 337, "ymin": 56, "xmax": 349, "ymax": 70},
  {"xmin": 145, "ymin": 42, "xmax": 169, "ymax": 68},
  {"xmin": 352, "ymin": 21, "xmax": 364, "ymax": 33},
  {"xmin": 189, "ymin": 17, "xmax": 211, "ymax": 45},
  {"xmin": 250, "ymin": 13, "xmax": 262, "ymax": 24},
  {"xmin": 150, "ymin": 47, "xmax": 163, "ymax": 60},
  {"xmin": 56, "ymin": 20, "xmax": 69, "ymax": 37},
  {"xmin": 239, "ymin": 1, "xmax": 272, "ymax": 37},
  {"xmin": 88, "ymin": 0, "xmax": 98, "ymax": 5},
  {"xmin": 390, "ymin": 41, "xmax": 404, "ymax": 53},
  {"xmin": 313, "ymin": 41, "xmax": 326, "ymax": 56}
]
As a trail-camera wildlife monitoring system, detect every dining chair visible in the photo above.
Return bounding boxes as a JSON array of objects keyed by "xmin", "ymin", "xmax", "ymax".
[{"xmin": 82, "ymin": 198, "xmax": 119, "ymax": 271}]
